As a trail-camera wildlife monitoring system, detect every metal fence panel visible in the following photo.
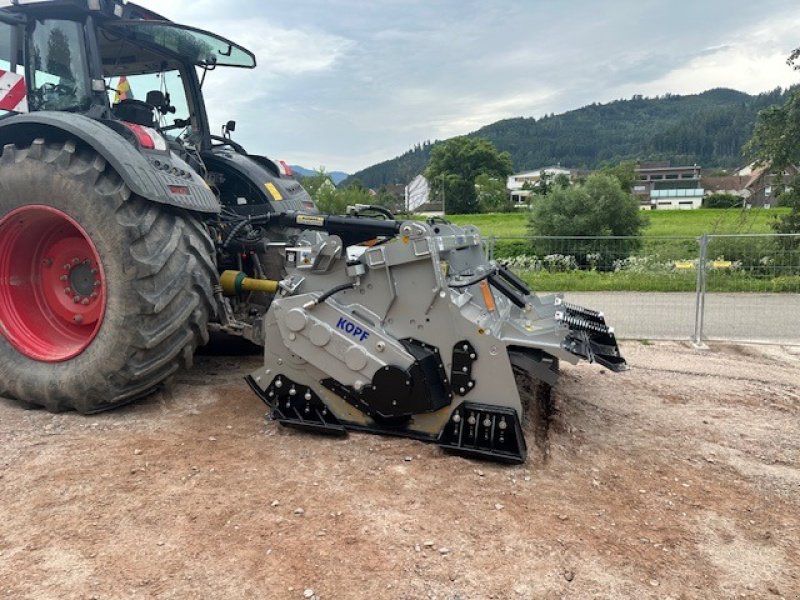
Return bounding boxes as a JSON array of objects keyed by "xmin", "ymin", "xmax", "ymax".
[
  {"xmin": 489, "ymin": 233, "xmax": 800, "ymax": 345},
  {"xmin": 702, "ymin": 234, "xmax": 800, "ymax": 344}
]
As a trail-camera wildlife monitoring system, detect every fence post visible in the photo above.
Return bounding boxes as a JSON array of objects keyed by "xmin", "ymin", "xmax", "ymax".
[
  {"xmin": 487, "ymin": 235, "xmax": 496, "ymax": 261},
  {"xmin": 693, "ymin": 234, "xmax": 709, "ymax": 346}
]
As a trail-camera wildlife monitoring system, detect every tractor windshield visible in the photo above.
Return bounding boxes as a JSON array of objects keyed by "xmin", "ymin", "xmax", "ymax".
[
  {"xmin": 27, "ymin": 19, "xmax": 92, "ymax": 112},
  {"xmin": 103, "ymin": 20, "xmax": 255, "ymax": 69}
]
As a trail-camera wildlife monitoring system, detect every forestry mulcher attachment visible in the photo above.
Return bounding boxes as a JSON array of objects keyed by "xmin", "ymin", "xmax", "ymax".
[
  {"xmin": 0, "ymin": 0, "xmax": 624, "ymax": 463},
  {"xmin": 245, "ymin": 216, "xmax": 625, "ymax": 463}
]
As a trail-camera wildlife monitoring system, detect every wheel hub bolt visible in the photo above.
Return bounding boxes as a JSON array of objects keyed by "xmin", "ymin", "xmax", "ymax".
[
  {"xmin": 91, "ymin": 292, "xmax": 98, "ymax": 298},
  {"xmin": 63, "ymin": 264, "xmax": 71, "ymax": 271},
  {"xmin": 72, "ymin": 258, "xmax": 80, "ymax": 265},
  {"xmin": 73, "ymin": 314, "xmax": 84, "ymax": 324},
  {"xmin": 73, "ymin": 295, "xmax": 81, "ymax": 303},
  {"xmin": 64, "ymin": 287, "xmax": 72, "ymax": 295},
  {"xmin": 81, "ymin": 298, "xmax": 89, "ymax": 306},
  {"xmin": 60, "ymin": 275, "xmax": 68, "ymax": 281}
]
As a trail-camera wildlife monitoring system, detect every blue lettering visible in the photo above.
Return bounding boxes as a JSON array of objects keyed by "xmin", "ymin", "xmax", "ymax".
[{"xmin": 335, "ymin": 317, "xmax": 371, "ymax": 343}]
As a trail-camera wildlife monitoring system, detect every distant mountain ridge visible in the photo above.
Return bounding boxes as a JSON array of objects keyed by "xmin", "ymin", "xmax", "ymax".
[
  {"xmin": 290, "ymin": 165, "xmax": 349, "ymax": 185},
  {"xmin": 343, "ymin": 87, "xmax": 796, "ymax": 189}
]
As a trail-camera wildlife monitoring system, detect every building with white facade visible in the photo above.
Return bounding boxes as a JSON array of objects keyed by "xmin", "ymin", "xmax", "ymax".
[
  {"xmin": 633, "ymin": 162, "xmax": 704, "ymax": 210},
  {"xmin": 507, "ymin": 166, "xmax": 574, "ymax": 207}
]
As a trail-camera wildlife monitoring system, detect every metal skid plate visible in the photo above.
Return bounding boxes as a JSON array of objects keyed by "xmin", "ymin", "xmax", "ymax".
[
  {"xmin": 438, "ymin": 402, "xmax": 526, "ymax": 463},
  {"xmin": 246, "ymin": 375, "xmax": 346, "ymax": 436}
]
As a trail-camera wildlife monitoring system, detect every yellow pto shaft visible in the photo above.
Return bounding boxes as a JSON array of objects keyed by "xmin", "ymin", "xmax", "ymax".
[{"xmin": 220, "ymin": 270, "xmax": 279, "ymax": 295}]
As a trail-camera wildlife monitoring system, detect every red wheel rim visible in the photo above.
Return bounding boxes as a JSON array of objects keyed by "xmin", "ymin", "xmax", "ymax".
[{"xmin": 0, "ymin": 205, "xmax": 106, "ymax": 362}]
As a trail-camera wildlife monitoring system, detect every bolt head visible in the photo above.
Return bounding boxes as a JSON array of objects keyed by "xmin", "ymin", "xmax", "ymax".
[
  {"xmin": 64, "ymin": 288, "xmax": 72, "ymax": 295},
  {"xmin": 73, "ymin": 314, "xmax": 84, "ymax": 324},
  {"xmin": 60, "ymin": 275, "xmax": 68, "ymax": 281},
  {"xmin": 73, "ymin": 296, "xmax": 81, "ymax": 303},
  {"xmin": 81, "ymin": 298, "xmax": 90, "ymax": 306},
  {"xmin": 71, "ymin": 258, "xmax": 79, "ymax": 265}
]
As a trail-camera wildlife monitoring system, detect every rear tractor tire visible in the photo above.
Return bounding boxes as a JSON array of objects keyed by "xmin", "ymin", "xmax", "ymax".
[{"xmin": 0, "ymin": 138, "xmax": 217, "ymax": 413}]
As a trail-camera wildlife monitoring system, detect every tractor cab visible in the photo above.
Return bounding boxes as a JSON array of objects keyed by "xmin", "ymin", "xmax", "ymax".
[
  {"xmin": 1, "ymin": 1, "xmax": 253, "ymax": 140},
  {"xmin": 0, "ymin": 0, "xmax": 313, "ymax": 213}
]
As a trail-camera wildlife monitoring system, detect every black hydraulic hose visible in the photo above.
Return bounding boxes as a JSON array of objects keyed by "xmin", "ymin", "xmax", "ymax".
[
  {"xmin": 222, "ymin": 217, "xmax": 250, "ymax": 250},
  {"xmin": 313, "ymin": 282, "xmax": 356, "ymax": 306},
  {"xmin": 351, "ymin": 205, "xmax": 394, "ymax": 220},
  {"xmin": 448, "ymin": 269, "xmax": 496, "ymax": 289}
]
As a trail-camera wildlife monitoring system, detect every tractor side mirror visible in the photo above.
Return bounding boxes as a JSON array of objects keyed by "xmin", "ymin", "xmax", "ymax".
[{"xmin": 223, "ymin": 120, "xmax": 236, "ymax": 140}]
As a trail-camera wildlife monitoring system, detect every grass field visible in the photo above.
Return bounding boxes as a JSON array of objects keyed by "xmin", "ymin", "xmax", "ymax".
[
  {"xmin": 442, "ymin": 208, "xmax": 798, "ymax": 292},
  {"xmin": 446, "ymin": 208, "xmax": 788, "ymax": 239}
]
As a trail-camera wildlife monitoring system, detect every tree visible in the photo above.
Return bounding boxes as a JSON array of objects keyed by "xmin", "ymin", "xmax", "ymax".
[
  {"xmin": 745, "ymin": 46, "xmax": 800, "ymax": 236},
  {"xmin": 299, "ymin": 167, "xmax": 334, "ymax": 197},
  {"xmin": 425, "ymin": 137, "xmax": 513, "ymax": 214},
  {"xmin": 552, "ymin": 173, "xmax": 572, "ymax": 190},
  {"xmin": 475, "ymin": 174, "xmax": 513, "ymax": 212},
  {"xmin": 600, "ymin": 160, "xmax": 637, "ymax": 191},
  {"xmin": 374, "ymin": 186, "xmax": 402, "ymax": 212},
  {"xmin": 745, "ymin": 90, "xmax": 800, "ymax": 173},
  {"xmin": 528, "ymin": 173, "xmax": 647, "ymax": 264},
  {"xmin": 299, "ymin": 167, "xmax": 363, "ymax": 215}
]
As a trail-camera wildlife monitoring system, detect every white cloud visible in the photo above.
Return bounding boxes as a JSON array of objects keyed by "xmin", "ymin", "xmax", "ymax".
[{"xmin": 130, "ymin": 0, "xmax": 800, "ymax": 173}]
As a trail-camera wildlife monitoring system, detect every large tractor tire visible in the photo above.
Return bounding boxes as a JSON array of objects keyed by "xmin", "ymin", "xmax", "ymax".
[{"xmin": 0, "ymin": 138, "xmax": 217, "ymax": 413}]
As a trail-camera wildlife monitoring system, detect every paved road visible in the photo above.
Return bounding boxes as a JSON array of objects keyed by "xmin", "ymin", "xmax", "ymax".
[{"xmin": 561, "ymin": 292, "xmax": 800, "ymax": 344}]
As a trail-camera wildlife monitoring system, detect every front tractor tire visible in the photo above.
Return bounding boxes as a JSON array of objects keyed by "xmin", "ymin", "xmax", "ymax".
[{"xmin": 0, "ymin": 138, "xmax": 216, "ymax": 413}]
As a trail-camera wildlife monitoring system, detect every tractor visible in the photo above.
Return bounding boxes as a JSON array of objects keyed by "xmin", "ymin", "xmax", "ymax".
[{"xmin": 0, "ymin": 0, "xmax": 625, "ymax": 463}]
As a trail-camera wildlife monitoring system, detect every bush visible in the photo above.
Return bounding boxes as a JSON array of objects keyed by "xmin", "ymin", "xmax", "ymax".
[
  {"xmin": 703, "ymin": 193, "xmax": 743, "ymax": 208},
  {"xmin": 528, "ymin": 173, "xmax": 647, "ymax": 259}
]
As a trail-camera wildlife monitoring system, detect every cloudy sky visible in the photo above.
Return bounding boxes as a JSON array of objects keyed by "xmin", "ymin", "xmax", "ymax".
[{"xmin": 137, "ymin": 0, "xmax": 800, "ymax": 173}]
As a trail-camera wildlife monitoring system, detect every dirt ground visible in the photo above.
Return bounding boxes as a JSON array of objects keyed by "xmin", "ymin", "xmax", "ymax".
[{"xmin": 1, "ymin": 341, "xmax": 799, "ymax": 600}]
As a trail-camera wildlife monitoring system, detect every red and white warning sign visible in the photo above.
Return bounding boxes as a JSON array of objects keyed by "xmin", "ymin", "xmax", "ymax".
[{"xmin": 0, "ymin": 69, "xmax": 28, "ymax": 113}]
